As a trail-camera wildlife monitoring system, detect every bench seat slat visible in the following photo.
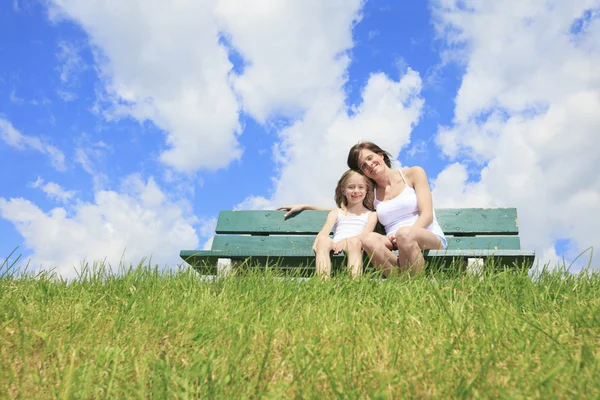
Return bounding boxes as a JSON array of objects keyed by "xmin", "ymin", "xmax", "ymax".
[
  {"xmin": 180, "ymin": 249, "xmax": 535, "ymax": 269},
  {"xmin": 211, "ymin": 235, "xmax": 522, "ymax": 251},
  {"xmin": 215, "ymin": 209, "xmax": 520, "ymax": 236}
]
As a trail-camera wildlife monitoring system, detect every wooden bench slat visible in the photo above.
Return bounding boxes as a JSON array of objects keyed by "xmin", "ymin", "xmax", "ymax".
[
  {"xmin": 215, "ymin": 208, "xmax": 520, "ymax": 236},
  {"xmin": 211, "ymin": 235, "xmax": 522, "ymax": 251},
  {"xmin": 180, "ymin": 249, "xmax": 535, "ymax": 269},
  {"xmin": 439, "ymin": 208, "xmax": 519, "ymax": 235}
]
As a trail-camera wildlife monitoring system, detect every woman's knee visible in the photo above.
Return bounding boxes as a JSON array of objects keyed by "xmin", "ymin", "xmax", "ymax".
[
  {"xmin": 395, "ymin": 228, "xmax": 419, "ymax": 252},
  {"xmin": 360, "ymin": 233, "xmax": 381, "ymax": 252}
]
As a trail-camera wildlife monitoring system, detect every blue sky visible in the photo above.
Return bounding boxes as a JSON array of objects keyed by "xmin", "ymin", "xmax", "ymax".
[{"xmin": 1, "ymin": 0, "xmax": 599, "ymax": 277}]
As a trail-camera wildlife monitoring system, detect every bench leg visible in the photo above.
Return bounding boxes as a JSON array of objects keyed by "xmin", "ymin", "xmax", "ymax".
[
  {"xmin": 217, "ymin": 258, "xmax": 236, "ymax": 276},
  {"xmin": 467, "ymin": 258, "xmax": 484, "ymax": 278}
]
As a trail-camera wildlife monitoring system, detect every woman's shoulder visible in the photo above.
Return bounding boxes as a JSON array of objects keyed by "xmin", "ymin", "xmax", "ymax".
[
  {"xmin": 402, "ymin": 165, "xmax": 425, "ymax": 174},
  {"xmin": 402, "ymin": 166, "xmax": 427, "ymax": 182}
]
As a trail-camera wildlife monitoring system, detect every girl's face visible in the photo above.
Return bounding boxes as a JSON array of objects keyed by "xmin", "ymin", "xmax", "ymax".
[
  {"xmin": 343, "ymin": 173, "xmax": 368, "ymax": 205},
  {"xmin": 357, "ymin": 149, "xmax": 386, "ymax": 177}
]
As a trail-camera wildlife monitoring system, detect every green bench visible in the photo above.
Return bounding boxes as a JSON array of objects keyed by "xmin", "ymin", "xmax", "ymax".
[{"xmin": 180, "ymin": 208, "xmax": 535, "ymax": 274}]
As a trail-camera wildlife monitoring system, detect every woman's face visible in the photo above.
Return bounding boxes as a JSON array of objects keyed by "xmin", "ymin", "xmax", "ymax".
[{"xmin": 358, "ymin": 149, "xmax": 386, "ymax": 177}]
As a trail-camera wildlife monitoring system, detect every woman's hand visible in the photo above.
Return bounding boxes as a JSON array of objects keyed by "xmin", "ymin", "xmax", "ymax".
[
  {"xmin": 277, "ymin": 204, "xmax": 307, "ymax": 218},
  {"xmin": 387, "ymin": 234, "xmax": 397, "ymax": 249},
  {"xmin": 277, "ymin": 204, "xmax": 332, "ymax": 218}
]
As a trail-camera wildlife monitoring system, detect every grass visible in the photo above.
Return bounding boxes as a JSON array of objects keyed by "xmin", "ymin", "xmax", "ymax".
[{"xmin": 1, "ymin": 258, "xmax": 599, "ymax": 398}]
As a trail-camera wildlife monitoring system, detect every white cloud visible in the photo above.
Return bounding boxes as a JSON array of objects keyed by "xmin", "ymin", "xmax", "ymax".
[
  {"xmin": 198, "ymin": 217, "xmax": 217, "ymax": 250},
  {"xmin": 0, "ymin": 118, "xmax": 66, "ymax": 171},
  {"xmin": 368, "ymin": 30, "xmax": 380, "ymax": 40},
  {"xmin": 235, "ymin": 195, "xmax": 274, "ymax": 211},
  {"xmin": 216, "ymin": 0, "xmax": 364, "ymax": 122},
  {"xmin": 406, "ymin": 139, "xmax": 427, "ymax": 158},
  {"xmin": 9, "ymin": 89, "xmax": 25, "ymax": 104},
  {"xmin": 431, "ymin": 0, "xmax": 600, "ymax": 268},
  {"xmin": 30, "ymin": 177, "xmax": 76, "ymax": 203},
  {"xmin": 9, "ymin": 90, "xmax": 53, "ymax": 106},
  {"xmin": 0, "ymin": 175, "xmax": 199, "ymax": 279},
  {"xmin": 56, "ymin": 89, "xmax": 77, "ymax": 102},
  {"xmin": 47, "ymin": 0, "xmax": 369, "ymax": 173},
  {"xmin": 238, "ymin": 69, "xmax": 424, "ymax": 210},
  {"xmin": 199, "ymin": 217, "xmax": 217, "ymax": 237},
  {"xmin": 56, "ymin": 40, "xmax": 85, "ymax": 85},
  {"xmin": 215, "ymin": 0, "xmax": 418, "ymax": 214},
  {"xmin": 74, "ymin": 136, "xmax": 111, "ymax": 190},
  {"xmin": 48, "ymin": 0, "xmax": 243, "ymax": 173}
]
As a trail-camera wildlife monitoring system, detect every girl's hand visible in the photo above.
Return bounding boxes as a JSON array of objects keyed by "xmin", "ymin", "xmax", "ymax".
[{"xmin": 332, "ymin": 241, "xmax": 345, "ymax": 254}]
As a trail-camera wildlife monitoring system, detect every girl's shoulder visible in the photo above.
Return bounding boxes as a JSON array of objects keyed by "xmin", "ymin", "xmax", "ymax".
[
  {"xmin": 339, "ymin": 207, "xmax": 371, "ymax": 217},
  {"xmin": 330, "ymin": 208, "xmax": 343, "ymax": 217}
]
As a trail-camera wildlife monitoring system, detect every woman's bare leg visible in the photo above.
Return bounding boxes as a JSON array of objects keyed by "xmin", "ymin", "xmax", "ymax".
[
  {"xmin": 313, "ymin": 235, "xmax": 334, "ymax": 278},
  {"xmin": 395, "ymin": 227, "xmax": 444, "ymax": 274}
]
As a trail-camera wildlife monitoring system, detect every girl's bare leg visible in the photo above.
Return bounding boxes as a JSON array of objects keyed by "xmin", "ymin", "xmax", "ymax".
[
  {"xmin": 313, "ymin": 235, "xmax": 334, "ymax": 278},
  {"xmin": 345, "ymin": 237, "xmax": 363, "ymax": 278},
  {"xmin": 395, "ymin": 227, "xmax": 444, "ymax": 274},
  {"xmin": 360, "ymin": 232, "xmax": 396, "ymax": 278}
]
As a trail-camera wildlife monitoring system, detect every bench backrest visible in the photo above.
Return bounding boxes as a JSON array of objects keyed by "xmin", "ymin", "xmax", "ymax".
[{"xmin": 211, "ymin": 208, "xmax": 522, "ymax": 251}]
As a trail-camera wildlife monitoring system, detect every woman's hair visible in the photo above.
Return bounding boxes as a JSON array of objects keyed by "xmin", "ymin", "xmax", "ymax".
[
  {"xmin": 334, "ymin": 170, "xmax": 375, "ymax": 211},
  {"xmin": 347, "ymin": 141, "xmax": 393, "ymax": 171}
]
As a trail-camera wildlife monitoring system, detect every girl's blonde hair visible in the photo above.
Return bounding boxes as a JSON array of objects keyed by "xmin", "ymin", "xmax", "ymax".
[{"xmin": 334, "ymin": 170, "xmax": 374, "ymax": 210}]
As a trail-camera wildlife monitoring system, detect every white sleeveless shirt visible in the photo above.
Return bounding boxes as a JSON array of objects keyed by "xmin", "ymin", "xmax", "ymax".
[
  {"xmin": 374, "ymin": 170, "xmax": 445, "ymax": 240},
  {"xmin": 332, "ymin": 209, "xmax": 372, "ymax": 242}
]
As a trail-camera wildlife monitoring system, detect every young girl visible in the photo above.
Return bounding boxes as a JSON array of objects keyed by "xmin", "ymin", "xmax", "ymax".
[{"xmin": 312, "ymin": 170, "xmax": 378, "ymax": 278}]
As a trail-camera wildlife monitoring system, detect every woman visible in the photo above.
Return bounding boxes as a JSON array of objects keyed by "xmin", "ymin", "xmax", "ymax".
[
  {"xmin": 280, "ymin": 141, "xmax": 446, "ymax": 276},
  {"xmin": 346, "ymin": 141, "xmax": 446, "ymax": 276}
]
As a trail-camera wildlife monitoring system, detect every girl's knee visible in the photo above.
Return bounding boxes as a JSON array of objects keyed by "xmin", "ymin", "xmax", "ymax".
[
  {"xmin": 314, "ymin": 237, "xmax": 332, "ymax": 252},
  {"xmin": 346, "ymin": 237, "xmax": 361, "ymax": 250}
]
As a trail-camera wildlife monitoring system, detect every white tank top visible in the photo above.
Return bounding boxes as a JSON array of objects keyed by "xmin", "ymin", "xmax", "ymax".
[
  {"xmin": 374, "ymin": 170, "xmax": 445, "ymax": 239},
  {"xmin": 332, "ymin": 209, "xmax": 371, "ymax": 242}
]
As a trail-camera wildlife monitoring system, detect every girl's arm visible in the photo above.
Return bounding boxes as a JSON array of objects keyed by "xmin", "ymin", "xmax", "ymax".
[
  {"xmin": 312, "ymin": 210, "xmax": 338, "ymax": 252},
  {"xmin": 360, "ymin": 212, "xmax": 379, "ymax": 238},
  {"xmin": 332, "ymin": 212, "xmax": 379, "ymax": 254},
  {"xmin": 408, "ymin": 166, "xmax": 434, "ymax": 229},
  {"xmin": 277, "ymin": 204, "xmax": 333, "ymax": 218}
]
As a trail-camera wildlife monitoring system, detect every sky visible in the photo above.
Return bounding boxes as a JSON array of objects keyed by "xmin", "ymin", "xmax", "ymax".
[{"xmin": 1, "ymin": 0, "xmax": 599, "ymax": 278}]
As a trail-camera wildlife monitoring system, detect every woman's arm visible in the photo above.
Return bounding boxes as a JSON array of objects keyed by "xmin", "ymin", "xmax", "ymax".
[
  {"xmin": 277, "ymin": 204, "xmax": 333, "ymax": 218},
  {"xmin": 408, "ymin": 166, "xmax": 434, "ymax": 229}
]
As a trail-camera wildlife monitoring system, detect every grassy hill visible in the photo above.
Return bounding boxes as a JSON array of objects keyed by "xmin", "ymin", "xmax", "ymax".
[{"xmin": 1, "ymin": 262, "xmax": 599, "ymax": 398}]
